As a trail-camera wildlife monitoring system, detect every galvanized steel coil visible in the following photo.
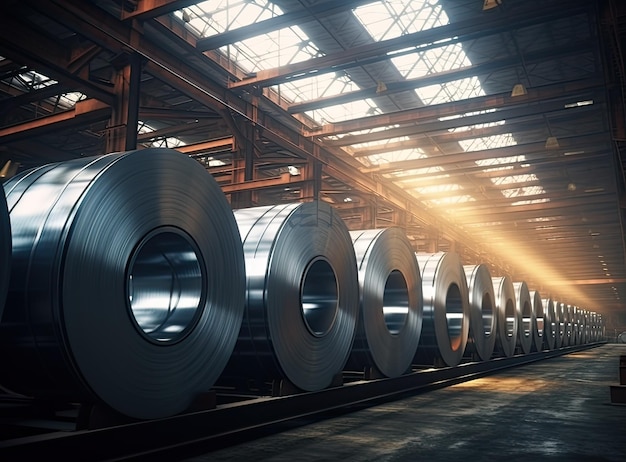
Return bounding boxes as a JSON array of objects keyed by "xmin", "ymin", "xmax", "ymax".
[
  {"xmin": 541, "ymin": 297, "xmax": 556, "ymax": 351},
  {"xmin": 554, "ymin": 301, "xmax": 565, "ymax": 348},
  {"xmin": 463, "ymin": 264, "xmax": 497, "ymax": 361},
  {"xmin": 0, "ymin": 187, "xmax": 9, "ymax": 319},
  {"xmin": 513, "ymin": 282, "xmax": 533, "ymax": 355},
  {"xmin": 415, "ymin": 252, "xmax": 469, "ymax": 367},
  {"xmin": 0, "ymin": 148, "xmax": 246, "ymax": 419},
  {"xmin": 492, "ymin": 276, "xmax": 517, "ymax": 357},
  {"xmin": 230, "ymin": 201, "xmax": 359, "ymax": 391},
  {"xmin": 563, "ymin": 304, "xmax": 573, "ymax": 347},
  {"xmin": 347, "ymin": 228, "xmax": 423, "ymax": 378},
  {"xmin": 529, "ymin": 290, "xmax": 543, "ymax": 352}
]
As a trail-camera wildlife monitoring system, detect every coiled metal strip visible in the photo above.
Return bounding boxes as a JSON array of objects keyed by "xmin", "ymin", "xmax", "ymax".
[
  {"xmin": 347, "ymin": 228, "xmax": 423, "ymax": 378},
  {"xmin": 541, "ymin": 297, "xmax": 556, "ymax": 351},
  {"xmin": 0, "ymin": 186, "xmax": 9, "ymax": 319},
  {"xmin": 230, "ymin": 201, "xmax": 359, "ymax": 391},
  {"xmin": 0, "ymin": 148, "xmax": 245, "ymax": 419},
  {"xmin": 492, "ymin": 276, "xmax": 517, "ymax": 358},
  {"xmin": 463, "ymin": 264, "xmax": 496, "ymax": 361},
  {"xmin": 529, "ymin": 290, "xmax": 543, "ymax": 352},
  {"xmin": 415, "ymin": 252, "xmax": 469, "ymax": 367},
  {"xmin": 513, "ymin": 282, "xmax": 533, "ymax": 355},
  {"xmin": 563, "ymin": 304, "xmax": 573, "ymax": 347},
  {"xmin": 553, "ymin": 300, "xmax": 565, "ymax": 348}
]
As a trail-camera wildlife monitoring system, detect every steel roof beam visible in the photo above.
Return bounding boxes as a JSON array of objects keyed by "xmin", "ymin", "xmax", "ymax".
[
  {"xmin": 308, "ymin": 79, "xmax": 603, "ymax": 138},
  {"xmin": 288, "ymin": 41, "xmax": 592, "ymax": 114},
  {"xmin": 121, "ymin": 0, "xmax": 200, "ymax": 21},
  {"xmin": 196, "ymin": 0, "xmax": 372, "ymax": 51},
  {"xmin": 228, "ymin": 0, "xmax": 588, "ymax": 90}
]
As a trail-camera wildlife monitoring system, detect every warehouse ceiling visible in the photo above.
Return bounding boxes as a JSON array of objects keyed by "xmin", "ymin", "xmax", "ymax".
[{"xmin": 1, "ymin": 0, "xmax": 626, "ymax": 329}]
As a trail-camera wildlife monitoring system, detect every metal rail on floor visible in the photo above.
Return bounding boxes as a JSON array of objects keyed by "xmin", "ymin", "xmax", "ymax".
[{"xmin": 0, "ymin": 343, "xmax": 602, "ymax": 461}]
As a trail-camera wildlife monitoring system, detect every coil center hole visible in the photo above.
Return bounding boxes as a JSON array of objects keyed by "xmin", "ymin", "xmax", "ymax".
[
  {"xmin": 481, "ymin": 292, "xmax": 494, "ymax": 337},
  {"xmin": 383, "ymin": 270, "xmax": 409, "ymax": 336},
  {"xmin": 446, "ymin": 283, "xmax": 463, "ymax": 351},
  {"xmin": 301, "ymin": 258, "xmax": 338, "ymax": 337},
  {"xmin": 522, "ymin": 301, "xmax": 532, "ymax": 338},
  {"xmin": 127, "ymin": 228, "xmax": 204, "ymax": 343},
  {"xmin": 505, "ymin": 299, "xmax": 515, "ymax": 338}
]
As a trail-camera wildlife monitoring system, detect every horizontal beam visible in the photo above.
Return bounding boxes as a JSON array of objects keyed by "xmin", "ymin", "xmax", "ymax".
[
  {"xmin": 0, "ymin": 99, "xmax": 111, "ymax": 143},
  {"xmin": 121, "ymin": 0, "xmax": 199, "ymax": 21},
  {"xmin": 288, "ymin": 40, "xmax": 592, "ymax": 114},
  {"xmin": 228, "ymin": 0, "xmax": 587, "ymax": 89},
  {"xmin": 196, "ymin": 0, "xmax": 372, "ymax": 51}
]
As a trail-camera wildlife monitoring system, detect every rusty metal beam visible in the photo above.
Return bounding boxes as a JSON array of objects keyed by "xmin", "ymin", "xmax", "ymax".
[
  {"xmin": 121, "ymin": 0, "xmax": 199, "ymax": 20},
  {"xmin": 176, "ymin": 136, "xmax": 235, "ymax": 155},
  {"xmin": 220, "ymin": 172, "xmax": 310, "ymax": 194},
  {"xmin": 0, "ymin": 13, "xmax": 115, "ymax": 105},
  {"xmin": 196, "ymin": 0, "xmax": 372, "ymax": 51},
  {"xmin": 228, "ymin": 0, "xmax": 587, "ymax": 90},
  {"xmin": 0, "ymin": 99, "xmax": 111, "ymax": 144}
]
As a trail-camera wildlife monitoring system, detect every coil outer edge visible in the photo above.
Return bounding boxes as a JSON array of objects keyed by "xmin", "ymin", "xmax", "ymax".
[
  {"xmin": 0, "ymin": 185, "xmax": 9, "ymax": 319},
  {"xmin": 541, "ymin": 298, "xmax": 556, "ymax": 351},
  {"xmin": 347, "ymin": 227, "xmax": 423, "ymax": 378},
  {"xmin": 492, "ymin": 276, "xmax": 517, "ymax": 358},
  {"xmin": 513, "ymin": 281, "xmax": 533, "ymax": 355},
  {"xmin": 415, "ymin": 252, "xmax": 469, "ymax": 367},
  {"xmin": 1, "ymin": 148, "xmax": 246, "ymax": 419},
  {"xmin": 463, "ymin": 264, "xmax": 496, "ymax": 361},
  {"xmin": 231, "ymin": 201, "xmax": 359, "ymax": 391}
]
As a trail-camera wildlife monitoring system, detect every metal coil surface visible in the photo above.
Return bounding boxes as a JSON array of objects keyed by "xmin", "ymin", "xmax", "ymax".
[
  {"xmin": 529, "ymin": 290, "xmax": 543, "ymax": 352},
  {"xmin": 0, "ymin": 187, "xmax": 9, "ymax": 319},
  {"xmin": 347, "ymin": 228, "xmax": 423, "ymax": 378},
  {"xmin": 492, "ymin": 276, "xmax": 517, "ymax": 358},
  {"xmin": 415, "ymin": 252, "xmax": 469, "ymax": 367},
  {"xmin": 541, "ymin": 298, "xmax": 556, "ymax": 351},
  {"xmin": 553, "ymin": 301, "xmax": 564, "ymax": 348},
  {"xmin": 0, "ymin": 148, "xmax": 245, "ymax": 419},
  {"xmin": 563, "ymin": 304, "xmax": 573, "ymax": 347},
  {"xmin": 513, "ymin": 282, "xmax": 533, "ymax": 355},
  {"xmin": 230, "ymin": 201, "xmax": 359, "ymax": 391},
  {"xmin": 463, "ymin": 264, "xmax": 496, "ymax": 361}
]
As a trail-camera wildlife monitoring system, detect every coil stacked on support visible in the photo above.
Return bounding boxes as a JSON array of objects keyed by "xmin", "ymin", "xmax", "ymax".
[
  {"xmin": 0, "ymin": 186, "xmax": 9, "ymax": 319},
  {"xmin": 554, "ymin": 301, "xmax": 565, "ymax": 348},
  {"xmin": 0, "ymin": 148, "xmax": 246, "ymax": 420},
  {"xmin": 563, "ymin": 304, "xmax": 573, "ymax": 347},
  {"xmin": 529, "ymin": 290, "xmax": 544, "ymax": 352},
  {"xmin": 348, "ymin": 228, "xmax": 423, "ymax": 378},
  {"xmin": 230, "ymin": 201, "xmax": 359, "ymax": 392},
  {"xmin": 492, "ymin": 276, "xmax": 517, "ymax": 358},
  {"xmin": 580, "ymin": 309, "xmax": 589, "ymax": 344},
  {"xmin": 463, "ymin": 264, "xmax": 496, "ymax": 361},
  {"xmin": 415, "ymin": 252, "xmax": 469, "ymax": 367},
  {"xmin": 541, "ymin": 297, "xmax": 556, "ymax": 351},
  {"xmin": 572, "ymin": 306, "xmax": 580, "ymax": 345},
  {"xmin": 513, "ymin": 282, "xmax": 533, "ymax": 355}
]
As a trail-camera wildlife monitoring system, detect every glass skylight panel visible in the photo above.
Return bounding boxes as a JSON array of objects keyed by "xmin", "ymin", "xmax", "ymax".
[
  {"xmin": 364, "ymin": 147, "xmax": 427, "ymax": 165},
  {"xmin": 354, "ymin": 0, "xmax": 447, "ymax": 41},
  {"xmin": 304, "ymin": 98, "xmax": 377, "ymax": 124}
]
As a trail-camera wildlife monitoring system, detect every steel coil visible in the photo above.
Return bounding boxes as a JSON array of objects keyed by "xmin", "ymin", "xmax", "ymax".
[
  {"xmin": 492, "ymin": 276, "xmax": 517, "ymax": 357},
  {"xmin": 618, "ymin": 332, "xmax": 626, "ymax": 343},
  {"xmin": 0, "ymin": 148, "xmax": 245, "ymax": 419},
  {"xmin": 541, "ymin": 297, "xmax": 556, "ymax": 351},
  {"xmin": 230, "ymin": 201, "xmax": 359, "ymax": 391},
  {"xmin": 513, "ymin": 281, "xmax": 533, "ymax": 355},
  {"xmin": 463, "ymin": 264, "xmax": 496, "ymax": 361},
  {"xmin": 563, "ymin": 304, "xmax": 573, "ymax": 347},
  {"xmin": 0, "ymin": 186, "xmax": 9, "ymax": 319},
  {"xmin": 529, "ymin": 290, "xmax": 543, "ymax": 352},
  {"xmin": 554, "ymin": 300, "xmax": 564, "ymax": 348},
  {"xmin": 347, "ymin": 228, "xmax": 423, "ymax": 378},
  {"xmin": 415, "ymin": 252, "xmax": 469, "ymax": 367},
  {"xmin": 581, "ymin": 309, "xmax": 589, "ymax": 344},
  {"xmin": 572, "ymin": 306, "xmax": 581, "ymax": 345}
]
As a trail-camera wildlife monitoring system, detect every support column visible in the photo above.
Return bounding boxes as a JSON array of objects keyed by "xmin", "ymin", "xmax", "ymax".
[{"xmin": 106, "ymin": 53, "xmax": 142, "ymax": 153}]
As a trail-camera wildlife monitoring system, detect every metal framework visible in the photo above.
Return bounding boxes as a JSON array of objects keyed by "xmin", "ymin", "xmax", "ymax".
[{"xmin": 0, "ymin": 0, "xmax": 625, "ymax": 330}]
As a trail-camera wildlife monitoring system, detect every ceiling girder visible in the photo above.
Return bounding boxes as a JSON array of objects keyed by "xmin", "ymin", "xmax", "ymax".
[
  {"xmin": 288, "ymin": 40, "xmax": 593, "ymax": 114},
  {"xmin": 228, "ymin": 0, "xmax": 588, "ymax": 90},
  {"xmin": 196, "ymin": 0, "xmax": 373, "ymax": 51}
]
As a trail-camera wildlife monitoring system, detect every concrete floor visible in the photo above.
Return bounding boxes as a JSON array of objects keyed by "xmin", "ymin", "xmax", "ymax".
[{"xmin": 184, "ymin": 344, "xmax": 626, "ymax": 462}]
